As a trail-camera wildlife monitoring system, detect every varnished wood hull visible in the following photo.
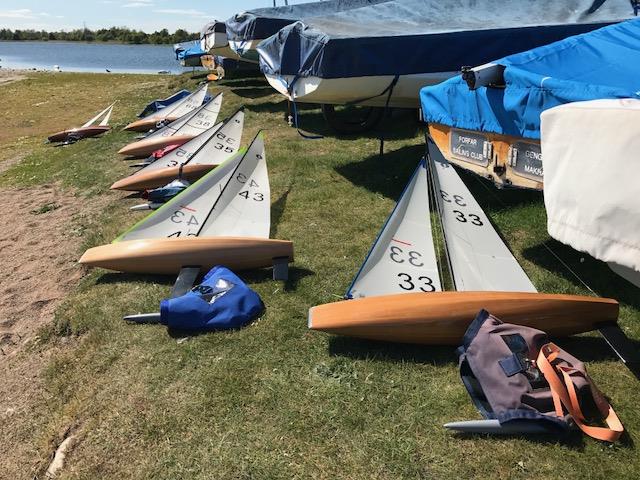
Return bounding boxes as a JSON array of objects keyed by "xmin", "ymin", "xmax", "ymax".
[
  {"xmin": 124, "ymin": 116, "xmax": 179, "ymax": 132},
  {"xmin": 79, "ymin": 237, "xmax": 294, "ymax": 275},
  {"xmin": 309, "ymin": 292, "xmax": 618, "ymax": 345},
  {"xmin": 48, "ymin": 126, "xmax": 110, "ymax": 142},
  {"xmin": 110, "ymin": 164, "xmax": 216, "ymax": 191},
  {"xmin": 429, "ymin": 124, "xmax": 543, "ymax": 191},
  {"xmin": 117, "ymin": 134, "xmax": 193, "ymax": 157}
]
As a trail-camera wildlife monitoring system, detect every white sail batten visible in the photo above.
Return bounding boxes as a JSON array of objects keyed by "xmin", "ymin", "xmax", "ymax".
[
  {"xmin": 134, "ymin": 108, "xmax": 244, "ymax": 175},
  {"xmin": 428, "ymin": 142, "xmax": 536, "ymax": 293},
  {"xmin": 198, "ymin": 133, "xmax": 270, "ymax": 239},
  {"xmin": 347, "ymin": 159, "xmax": 442, "ymax": 298},
  {"xmin": 115, "ymin": 147, "xmax": 247, "ymax": 242},
  {"xmin": 81, "ymin": 102, "xmax": 115, "ymax": 128}
]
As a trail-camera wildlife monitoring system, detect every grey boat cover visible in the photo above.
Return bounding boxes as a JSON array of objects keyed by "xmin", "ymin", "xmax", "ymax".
[
  {"xmin": 258, "ymin": 0, "xmax": 637, "ymax": 80},
  {"xmin": 226, "ymin": 0, "xmax": 392, "ymax": 46}
]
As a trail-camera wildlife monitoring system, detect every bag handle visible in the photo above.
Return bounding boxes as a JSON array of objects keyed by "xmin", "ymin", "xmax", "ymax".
[{"xmin": 537, "ymin": 343, "xmax": 624, "ymax": 442}]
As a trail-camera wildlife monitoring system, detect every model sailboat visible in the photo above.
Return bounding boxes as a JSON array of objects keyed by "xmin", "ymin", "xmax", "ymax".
[
  {"xmin": 111, "ymin": 108, "xmax": 245, "ymax": 191},
  {"xmin": 309, "ymin": 141, "xmax": 623, "ymax": 346},
  {"xmin": 48, "ymin": 102, "xmax": 115, "ymax": 143},
  {"xmin": 118, "ymin": 92, "xmax": 223, "ymax": 157},
  {"xmin": 80, "ymin": 132, "xmax": 293, "ymax": 278},
  {"xmin": 124, "ymin": 84, "xmax": 209, "ymax": 132}
]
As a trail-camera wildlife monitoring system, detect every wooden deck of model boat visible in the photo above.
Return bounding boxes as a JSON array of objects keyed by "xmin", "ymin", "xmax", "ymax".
[
  {"xmin": 48, "ymin": 125, "xmax": 111, "ymax": 143},
  {"xmin": 309, "ymin": 292, "xmax": 618, "ymax": 345},
  {"xmin": 118, "ymin": 134, "xmax": 194, "ymax": 157},
  {"xmin": 124, "ymin": 116, "xmax": 179, "ymax": 132},
  {"xmin": 110, "ymin": 164, "xmax": 216, "ymax": 191},
  {"xmin": 429, "ymin": 124, "xmax": 543, "ymax": 190},
  {"xmin": 79, "ymin": 236, "xmax": 294, "ymax": 275}
]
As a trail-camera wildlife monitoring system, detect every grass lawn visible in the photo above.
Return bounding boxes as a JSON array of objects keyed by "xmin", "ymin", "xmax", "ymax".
[{"xmin": 0, "ymin": 71, "xmax": 638, "ymax": 479}]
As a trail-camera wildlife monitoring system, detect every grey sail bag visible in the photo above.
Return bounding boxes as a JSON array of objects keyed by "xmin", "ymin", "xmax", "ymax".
[{"xmin": 456, "ymin": 309, "xmax": 623, "ymax": 441}]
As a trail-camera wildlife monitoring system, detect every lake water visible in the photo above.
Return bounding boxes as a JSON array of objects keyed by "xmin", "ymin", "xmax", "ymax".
[{"xmin": 0, "ymin": 41, "xmax": 187, "ymax": 74}]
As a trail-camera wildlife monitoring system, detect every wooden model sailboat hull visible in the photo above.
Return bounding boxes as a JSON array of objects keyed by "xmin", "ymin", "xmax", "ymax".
[
  {"xmin": 79, "ymin": 237, "xmax": 294, "ymax": 275},
  {"xmin": 308, "ymin": 292, "xmax": 618, "ymax": 345},
  {"xmin": 110, "ymin": 164, "xmax": 216, "ymax": 191},
  {"xmin": 48, "ymin": 126, "xmax": 111, "ymax": 143},
  {"xmin": 429, "ymin": 124, "xmax": 543, "ymax": 191},
  {"xmin": 117, "ymin": 134, "xmax": 194, "ymax": 157},
  {"xmin": 124, "ymin": 116, "xmax": 179, "ymax": 132}
]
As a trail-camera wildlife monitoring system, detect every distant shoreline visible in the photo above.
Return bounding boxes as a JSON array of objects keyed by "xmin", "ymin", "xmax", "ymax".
[{"xmin": 0, "ymin": 40, "xmax": 176, "ymax": 46}]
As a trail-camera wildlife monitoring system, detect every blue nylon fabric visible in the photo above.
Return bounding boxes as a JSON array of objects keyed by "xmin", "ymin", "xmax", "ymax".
[
  {"xmin": 160, "ymin": 266, "xmax": 264, "ymax": 331},
  {"xmin": 176, "ymin": 42, "xmax": 206, "ymax": 61},
  {"xmin": 257, "ymin": 0, "xmax": 636, "ymax": 80},
  {"xmin": 146, "ymin": 185, "xmax": 187, "ymax": 203},
  {"xmin": 137, "ymin": 90, "xmax": 190, "ymax": 118},
  {"xmin": 421, "ymin": 18, "xmax": 640, "ymax": 139}
]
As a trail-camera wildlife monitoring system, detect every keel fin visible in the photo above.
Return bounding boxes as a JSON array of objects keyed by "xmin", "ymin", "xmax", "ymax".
[
  {"xmin": 272, "ymin": 256, "xmax": 289, "ymax": 281},
  {"xmin": 171, "ymin": 266, "xmax": 201, "ymax": 298}
]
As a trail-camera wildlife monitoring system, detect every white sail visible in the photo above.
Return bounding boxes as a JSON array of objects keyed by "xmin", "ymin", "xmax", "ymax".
[
  {"xmin": 198, "ymin": 132, "xmax": 270, "ymax": 239},
  {"xmin": 81, "ymin": 102, "xmax": 115, "ymax": 128},
  {"xmin": 133, "ymin": 108, "xmax": 245, "ymax": 175},
  {"xmin": 428, "ymin": 141, "xmax": 536, "ymax": 292},
  {"xmin": 144, "ymin": 92, "xmax": 223, "ymax": 141},
  {"xmin": 98, "ymin": 105, "xmax": 114, "ymax": 127},
  {"xmin": 144, "ymin": 84, "xmax": 208, "ymax": 122},
  {"xmin": 347, "ymin": 159, "xmax": 442, "ymax": 298},
  {"xmin": 115, "ymin": 147, "xmax": 248, "ymax": 242}
]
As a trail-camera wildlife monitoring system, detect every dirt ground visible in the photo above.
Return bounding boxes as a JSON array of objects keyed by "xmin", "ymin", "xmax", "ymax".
[
  {"xmin": 0, "ymin": 182, "xmax": 97, "ymax": 476},
  {"xmin": 0, "ymin": 68, "xmax": 27, "ymax": 85}
]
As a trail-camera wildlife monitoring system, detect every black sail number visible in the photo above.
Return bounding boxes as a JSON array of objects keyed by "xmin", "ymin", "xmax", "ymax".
[
  {"xmin": 170, "ymin": 210, "xmax": 199, "ymax": 226},
  {"xmin": 440, "ymin": 190, "xmax": 466, "ymax": 206},
  {"xmin": 238, "ymin": 191, "xmax": 264, "ymax": 201},
  {"xmin": 389, "ymin": 246, "xmax": 424, "ymax": 267},
  {"xmin": 397, "ymin": 273, "xmax": 436, "ymax": 292},
  {"xmin": 452, "ymin": 210, "xmax": 483, "ymax": 226}
]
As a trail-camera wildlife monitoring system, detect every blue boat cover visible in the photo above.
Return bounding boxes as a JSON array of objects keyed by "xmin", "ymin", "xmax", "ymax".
[
  {"xmin": 175, "ymin": 41, "xmax": 206, "ymax": 61},
  {"xmin": 226, "ymin": 0, "xmax": 391, "ymax": 44},
  {"xmin": 421, "ymin": 18, "xmax": 640, "ymax": 140},
  {"xmin": 137, "ymin": 90, "xmax": 191, "ymax": 118},
  {"xmin": 160, "ymin": 266, "xmax": 264, "ymax": 331},
  {"xmin": 258, "ymin": 0, "xmax": 637, "ymax": 80}
]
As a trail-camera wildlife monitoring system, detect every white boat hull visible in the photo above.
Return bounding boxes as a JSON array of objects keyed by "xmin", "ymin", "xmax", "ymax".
[{"xmin": 264, "ymin": 71, "xmax": 456, "ymax": 108}]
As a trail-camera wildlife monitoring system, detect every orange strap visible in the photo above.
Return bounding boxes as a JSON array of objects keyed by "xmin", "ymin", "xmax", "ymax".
[{"xmin": 537, "ymin": 343, "xmax": 624, "ymax": 442}]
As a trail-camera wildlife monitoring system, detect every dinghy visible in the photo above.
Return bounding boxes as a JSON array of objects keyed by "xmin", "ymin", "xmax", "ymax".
[
  {"xmin": 80, "ymin": 132, "xmax": 293, "ymax": 277},
  {"xmin": 309, "ymin": 142, "xmax": 630, "ymax": 353},
  {"xmin": 111, "ymin": 108, "xmax": 245, "ymax": 191},
  {"xmin": 124, "ymin": 84, "xmax": 209, "ymax": 132},
  {"xmin": 48, "ymin": 102, "xmax": 115, "ymax": 143},
  {"xmin": 421, "ymin": 18, "xmax": 640, "ymax": 190},
  {"xmin": 258, "ymin": 0, "xmax": 636, "ymax": 109},
  {"xmin": 118, "ymin": 93, "xmax": 223, "ymax": 157}
]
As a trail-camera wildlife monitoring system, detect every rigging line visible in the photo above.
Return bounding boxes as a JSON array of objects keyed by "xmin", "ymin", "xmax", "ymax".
[
  {"xmin": 424, "ymin": 134, "xmax": 454, "ymax": 290},
  {"xmin": 468, "ymin": 170, "xmax": 597, "ymax": 296}
]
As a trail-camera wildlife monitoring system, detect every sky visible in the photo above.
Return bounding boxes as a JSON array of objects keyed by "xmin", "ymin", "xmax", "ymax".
[{"xmin": 0, "ymin": 1, "xmax": 310, "ymax": 33}]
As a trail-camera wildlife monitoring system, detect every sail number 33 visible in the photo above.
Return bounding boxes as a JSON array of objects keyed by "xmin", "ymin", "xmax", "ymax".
[{"xmin": 389, "ymin": 246, "xmax": 436, "ymax": 292}]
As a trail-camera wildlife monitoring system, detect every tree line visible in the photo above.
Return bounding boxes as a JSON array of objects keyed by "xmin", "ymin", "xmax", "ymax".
[{"xmin": 0, "ymin": 27, "xmax": 199, "ymax": 44}]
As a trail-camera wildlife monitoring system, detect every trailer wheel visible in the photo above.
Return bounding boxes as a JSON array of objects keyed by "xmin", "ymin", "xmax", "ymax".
[{"xmin": 321, "ymin": 104, "xmax": 384, "ymax": 134}]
